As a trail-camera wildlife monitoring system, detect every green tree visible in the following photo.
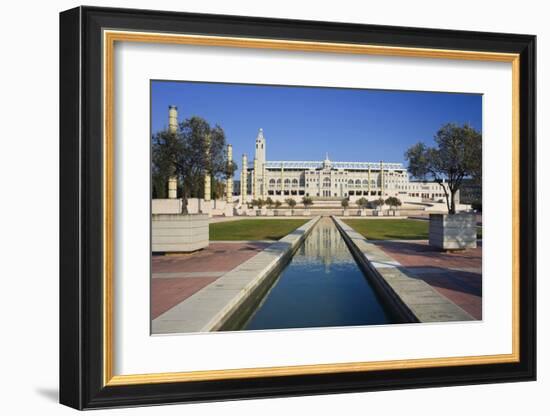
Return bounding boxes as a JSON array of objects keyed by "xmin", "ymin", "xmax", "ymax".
[
  {"xmin": 341, "ymin": 198, "xmax": 349, "ymax": 209},
  {"xmin": 371, "ymin": 198, "xmax": 385, "ymax": 209},
  {"xmin": 274, "ymin": 200, "xmax": 282, "ymax": 209},
  {"xmin": 405, "ymin": 123, "xmax": 481, "ymax": 214},
  {"xmin": 286, "ymin": 198, "xmax": 297, "ymax": 213},
  {"xmin": 152, "ymin": 116, "xmax": 233, "ymax": 212},
  {"xmin": 265, "ymin": 197, "xmax": 274, "ymax": 208},
  {"xmin": 356, "ymin": 197, "xmax": 369, "ymax": 209},
  {"xmin": 302, "ymin": 196, "xmax": 313, "ymax": 208},
  {"xmin": 385, "ymin": 196, "xmax": 402, "ymax": 210}
]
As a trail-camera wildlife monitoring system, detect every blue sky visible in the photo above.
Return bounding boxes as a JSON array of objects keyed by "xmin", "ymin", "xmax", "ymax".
[{"xmin": 151, "ymin": 81, "xmax": 481, "ymax": 175}]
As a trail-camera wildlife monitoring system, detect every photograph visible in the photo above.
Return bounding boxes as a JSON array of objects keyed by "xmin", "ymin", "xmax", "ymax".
[{"xmin": 150, "ymin": 81, "xmax": 483, "ymax": 334}]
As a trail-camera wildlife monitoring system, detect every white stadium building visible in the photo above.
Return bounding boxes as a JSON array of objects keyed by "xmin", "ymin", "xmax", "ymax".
[{"xmin": 240, "ymin": 128, "xmax": 453, "ymax": 204}]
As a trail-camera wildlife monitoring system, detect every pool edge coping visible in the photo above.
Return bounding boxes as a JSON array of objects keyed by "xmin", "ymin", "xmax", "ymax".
[{"xmin": 333, "ymin": 216, "xmax": 475, "ymax": 323}]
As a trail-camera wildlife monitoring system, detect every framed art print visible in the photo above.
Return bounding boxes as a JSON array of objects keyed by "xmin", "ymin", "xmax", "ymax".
[{"xmin": 59, "ymin": 6, "xmax": 536, "ymax": 410}]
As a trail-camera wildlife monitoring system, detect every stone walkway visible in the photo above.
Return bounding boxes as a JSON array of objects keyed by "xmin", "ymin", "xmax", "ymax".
[
  {"xmin": 373, "ymin": 240, "xmax": 482, "ymax": 319},
  {"xmin": 151, "ymin": 242, "xmax": 270, "ymax": 319}
]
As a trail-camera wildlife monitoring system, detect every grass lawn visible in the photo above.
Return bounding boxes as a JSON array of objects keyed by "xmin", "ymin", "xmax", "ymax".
[
  {"xmin": 343, "ymin": 219, "xmax": 482, "ymax": 240},
  {"xmin": 210, "ymin": 219, "xmax": 308, "ymax": 241}
]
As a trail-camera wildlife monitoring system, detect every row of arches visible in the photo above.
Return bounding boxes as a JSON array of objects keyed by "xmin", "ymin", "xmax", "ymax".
[{"xmin": 268, "ymin": 178, "xmax": 304, "ymax": 187}]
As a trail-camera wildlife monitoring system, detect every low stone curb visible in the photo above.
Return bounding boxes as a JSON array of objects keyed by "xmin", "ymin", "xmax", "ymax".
[
  {"xmin": 152, "ymin": 216, "xmax": 322, "ymax": 334},
  {"xmin": 332, "ymin": 217, "xmax": 474, "ymax": 323}
]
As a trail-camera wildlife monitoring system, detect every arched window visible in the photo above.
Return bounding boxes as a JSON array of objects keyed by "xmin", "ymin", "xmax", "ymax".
[
  {"xmin": 269, "ymin": 179, "xmax": 276, "ymax": 187},
  {"xmin": 348, "ymin": 179, "xmax": 354, "ymax": 186},
  {"xmin": 323, "ymin": 177, "xmax": 331, "ymax": 188},
  {"xmin": 292, "ymin": 179, "xmax": 298, "ymax": 187},
  {"xmin": 284, "ymin": 179, "xmax": 291, "ymax": 186},
  {"xmin": 276, "ymin": 178, "xmax": 281, "ymax": 185},
  {"xmin": 362, "ymin": 179, "xmax": 369, "ymax": 186},
  {"xmin": 355, "ymin": 179, "xmax": 361, "ymax": 186}
]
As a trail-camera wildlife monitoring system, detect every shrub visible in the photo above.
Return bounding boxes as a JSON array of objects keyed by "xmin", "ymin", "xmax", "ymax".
[
  {"xmin": 385, "ymin": 196, "xmax": 402, "ymax": 209},
  {"xmin": 302, "ymin": 196, "xmax": 313, "ymax": 207},
  {"xmin": 274, "ymin": 200, "xmax": 282, "ymax": 209},
  {"xmin": 265, "ymin": 197, "xmax": 274, "ymax": 208},
  {"xmin": 285, "ymin": 198, "xmax": 297, "ymax": 209},
  {"xmin": 356, "ymin": 197, "xmax": 369, "ymax": 209},
  {"xmin": 371, "ymin": 198, "xmax": 385, "ymax": 209},
  {"xmin": 341, "ymin": 198, "xmax": 349, "ymax": 208}
]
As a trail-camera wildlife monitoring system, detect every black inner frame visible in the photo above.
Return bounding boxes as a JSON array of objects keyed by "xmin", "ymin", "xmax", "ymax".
[{"xmin": 59, "ymin": 6, "xmax": 536, "ymax": 410}]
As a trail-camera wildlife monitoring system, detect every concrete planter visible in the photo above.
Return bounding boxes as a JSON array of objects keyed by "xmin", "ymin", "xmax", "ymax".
[
  {"xmin": 391, "ymin": 210, "xmax": 400, "ymax": 217},
  {"xmin": 342, "ymin": 209, "xmax": 349, "ymax": 216},
  {"xmin": 152, "ymin": 214, "xmax": 209, "ymax": 253},
  {"xmin": 429, "ymin": 213, "xmax": 477, "ymax": 250},
  {"xmin": 303, "ymin": 209, "xmax": 311, "ymax": 216},
  {"xmin": 360, "ymin": 209, "xmax": 367, "ymax": 217},
  {"xmin": 373, "ymin": 210, "xmax": 385, "ymax": 217},
  {"xmin": 266, "ymin": 209, "xmax": 274, "ymax": 216}
]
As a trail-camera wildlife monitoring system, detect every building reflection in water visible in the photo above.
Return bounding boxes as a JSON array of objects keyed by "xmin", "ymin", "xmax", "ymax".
[{"xmin": 292, "ymin": 218, "xmax": 355, "ymax": 272}]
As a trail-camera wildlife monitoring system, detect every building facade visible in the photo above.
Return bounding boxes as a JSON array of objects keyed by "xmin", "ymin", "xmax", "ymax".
[{"xmin": 241, "ymin": 129, "xmax": 452, "ymax": 203}]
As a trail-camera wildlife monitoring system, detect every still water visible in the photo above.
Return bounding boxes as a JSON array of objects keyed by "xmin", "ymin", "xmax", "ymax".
[{"xmin": 243, "ymin": 217, "xmax": 394, "ymax": 330}]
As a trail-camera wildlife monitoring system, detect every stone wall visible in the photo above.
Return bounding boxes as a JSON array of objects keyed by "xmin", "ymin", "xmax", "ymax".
[{"xmin": 152, "ymin": 214, "xmax": 209, "ymax": 253}]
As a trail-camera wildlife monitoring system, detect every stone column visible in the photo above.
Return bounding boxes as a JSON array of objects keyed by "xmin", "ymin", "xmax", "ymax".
[
  {"xmin": 226, "ymin": 144, "xmax": 233, "ymax": 203},
  {"xmin": 168, "ymin": 105, "xmax": 178, "ymax": 199},
  {"xmin": 280, "ymin": 165, "xmax": 284, "ymax": 194},
  {"xmin": 168, "ymin": 177, "xmax": 177, "ymax": 199},
  {"xmin": 241, "ymin": 154, "xmax": 248, "ymax": 204},
  {"xmin": 262, "ymin": 163, "xmax": 267, "ymax": 199},
  {"xmin": 380, "ymin": 160, "xmax": 384, "ymax": 197},
  {"xmin": 253, "ymin": 158, "xmax": 259, "ymax": 199},
  {"xmin": 368, "ymin": 166, "xmax": 371, "ymax": 196},
  {"xmin": 204, "ymin": 134, "xmax": 211, "ymax": 202}
]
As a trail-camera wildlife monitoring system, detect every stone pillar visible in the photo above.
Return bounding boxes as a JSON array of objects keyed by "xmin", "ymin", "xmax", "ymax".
[
  {"xmin": 168, "ymin": 177, "xmax": 177, "ymax": 199},
  {"xmin": 253, "ymin": 158, "xmax": 259, "ymax": 199},
  {"xmin": 380, "ymin": 160, "xmax": 384, "ymax": 197},
  {"xmin": 280, "ymin": 165, "xmax": 284, "ymax": 193},
  {"xmin": 168, "ymin": 105, "xmax": 178, "ymax": 199},
  {"xmin": 204, "ymin": 134, "xmax": 211, "ymax": 202},
  {"xmin": 262, "ymin": 163, "xmax": 267, "ymax": 199},
  {"xmin": 368, "ymin": 166, "xmax": 371, "ymax": 196},
  {"xmin": 241, "ymin": 154, "xmax": 248, "ymax": 204},
  {"xmin": 226, "ymin": 144, "xmax": 233, "ymax": 203}
]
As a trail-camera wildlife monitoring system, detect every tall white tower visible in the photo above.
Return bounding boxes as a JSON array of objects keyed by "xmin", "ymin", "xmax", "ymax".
[
  {"xmin": 255, "ymin": 128, "xmax": 266, "ymax": 165},
  {"xmin": 254, "ymin": 128, "xmax": 266, "ymax": 199},
  {"xmin": 240, "ymin": 154, "xmax": 248, "ymax": 204},
  {"xmin": 226, "ymin": 144, "xmax": 233, "ymax": 203}
]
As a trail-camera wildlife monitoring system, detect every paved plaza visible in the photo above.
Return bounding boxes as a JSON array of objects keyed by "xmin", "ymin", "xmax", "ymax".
[
  {"xmin": 151, "ymin": 242, "xmax": 270, "ymax": 319},
  {"xmin": 151, "ymin": 218, "xmax": 482, "ymax": 331},
  {"xmin": 374, "ymin": 240, "xmax": 482, "ymax": 319}
]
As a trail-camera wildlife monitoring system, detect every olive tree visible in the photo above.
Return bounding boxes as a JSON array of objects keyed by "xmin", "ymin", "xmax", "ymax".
[
  {"xmin": 285, "ymin": 198, "xmax": 297, "ymax": 213},
  {"xmin": 405, "ymin": 123, "xmax": 481, "ymax": 215},
  {"xmin": 302, "ymin": 196, "xmax": 313, "ymax": 208},
  {"xmin": 385, "ymin": 196, "xmax": 402, "ymax": 210},
  {"xmin": 152, "ymin": 116, "xmax": 235, "ymax": 213}
]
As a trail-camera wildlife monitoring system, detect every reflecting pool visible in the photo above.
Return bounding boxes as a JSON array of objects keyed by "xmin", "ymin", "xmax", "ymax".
[{"xmin": 243, "ymin": 217, "xmax": 394, "ymax": 330}]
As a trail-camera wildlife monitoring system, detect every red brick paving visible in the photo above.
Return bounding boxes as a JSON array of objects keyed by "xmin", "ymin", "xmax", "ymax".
[
  {"xmin": 375, "ymin": 240, "xmax": 482, "ymax": 319},
  {"xmin": 151, "ymin": 242, "xmax": 270, "ymax": 319}
]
